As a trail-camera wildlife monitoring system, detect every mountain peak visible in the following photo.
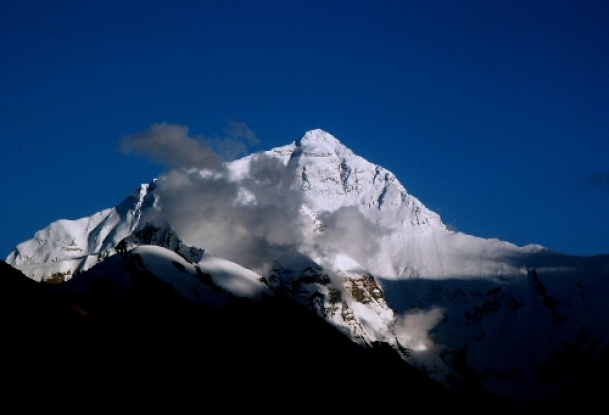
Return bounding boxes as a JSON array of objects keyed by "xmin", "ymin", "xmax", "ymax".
[
  {"xmin": 293, "ymin": 129, "xmax": 353, "ymax": 159},
  {"xmin": 300, "ymin": 129, "xmax": 339, "ymax": 144}
]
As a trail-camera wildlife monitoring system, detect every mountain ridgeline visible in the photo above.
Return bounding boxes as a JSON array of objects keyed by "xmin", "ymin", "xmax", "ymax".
[{"xmin": 5, "ymin": 129, "xmax": 609, "ymax": 407}]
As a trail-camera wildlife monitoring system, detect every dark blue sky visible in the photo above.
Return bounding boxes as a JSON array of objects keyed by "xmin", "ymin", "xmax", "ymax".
[{"xmin": 1, "ymin": 0, "xmax": 608, "ymax": 258}]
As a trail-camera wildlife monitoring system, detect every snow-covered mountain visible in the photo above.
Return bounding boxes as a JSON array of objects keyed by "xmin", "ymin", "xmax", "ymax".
[{"xmin": 6, "ymin": 129, "xmax": 609, "ymax": 404}]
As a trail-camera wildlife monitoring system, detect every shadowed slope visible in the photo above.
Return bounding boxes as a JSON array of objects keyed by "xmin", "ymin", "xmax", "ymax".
[{"xmin": 1, "ymin": 259, "xmax": 468, "ymax": 411}]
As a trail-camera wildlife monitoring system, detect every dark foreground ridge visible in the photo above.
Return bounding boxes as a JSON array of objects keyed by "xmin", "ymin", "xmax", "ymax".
[{"xmin": 1, "ymin": 260, "xmax": 605, "ymax": 411}]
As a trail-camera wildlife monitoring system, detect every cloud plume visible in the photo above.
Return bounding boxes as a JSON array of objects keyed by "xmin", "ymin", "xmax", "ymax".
[
  {"xmin": 314, "ymin": 206, "xmax": 384, "ymax": 270},
  {"xmin": 120, "ymin": 123, "xmax": 222, "ymax": 170},
  {"xmin": 123, "ymin": 121, "xmax": 383, "ymax": 278},
  {"xmin": 217, "ymin": 120, "xmax": 260, "ymax": 160},
  {"xmin": 394, "ymin": 307, "xmax": 445, "ymax": 352},
  {"xmin": 146, "ymin": 152, "xmax": 308, "ymax": 275},
  {"xmin": 119, "ymin": 121, "xmax": 259, "ymax": 170},
  {"xmin": 586, "ymin": 171, "xmax": 609, "ymax": 195}
]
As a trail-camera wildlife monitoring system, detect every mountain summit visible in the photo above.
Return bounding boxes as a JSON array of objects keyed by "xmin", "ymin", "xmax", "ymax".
[
  {"xmin": 290, "ymin": 128, "xmax": 359, "ymax": 162},
  {"xmin": 6, "ymin": 129, "xmax": 609, "ymax": 404}
]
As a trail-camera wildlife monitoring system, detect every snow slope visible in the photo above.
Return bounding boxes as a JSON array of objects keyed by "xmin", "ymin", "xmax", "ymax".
[{"xmin": 51, "ymin": 244, "xmax": 273, "ymax": 311}]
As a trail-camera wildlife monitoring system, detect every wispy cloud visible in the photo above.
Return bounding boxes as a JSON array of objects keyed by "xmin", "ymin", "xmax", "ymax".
[
  {"xmin": 119, "ymin": 121, "xmax": 259, "ymax": 170},
  {"xmin": 394, "ymin": 307, "xmax": 445, "ymax": 352},
  {"xmin": 315, "ymin": 207, "xmax": 384, "ymax": 270},
  {"xmin": 196, "ymin": 120, "xmax": 261, "ymax": 162},
  {"xmin": 586, "ymin": 171, "xmax": 609, "ymax": 195},
  {"xmin": 145, "ymin": 152, "xmax": 308, "ymax": 275},
  {"xmin": 124, "ymin": 121, "xmax": 384, "ymax": 278},
  {"xmin": 217, "ymin": 120, "xmax": 260, "ymax": 160},
  {"xmin": 119, "ymin": 123, "xmax": 222, "ymax": 170}
]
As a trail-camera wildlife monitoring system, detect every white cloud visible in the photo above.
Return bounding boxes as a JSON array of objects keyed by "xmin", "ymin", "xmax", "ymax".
[
  {"xmin": 119, "ymin": 120, "xmax": 259, "ymax": 170},
  {"xmin": 120, "ymin": 122, "xmax": 222, "ymax": 170},
  {"xmin": 394, "ymin": 307, "xmax": 445, "ymax": 352},
  {"xmin": 147, "ymin": 153, "xmax": 308, "ymax": 276}
]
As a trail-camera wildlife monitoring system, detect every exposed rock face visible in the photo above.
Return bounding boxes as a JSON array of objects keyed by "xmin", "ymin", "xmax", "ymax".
[{"xmin": 266, "ymin": 262, "xmax": 396, "ymax": 348}]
